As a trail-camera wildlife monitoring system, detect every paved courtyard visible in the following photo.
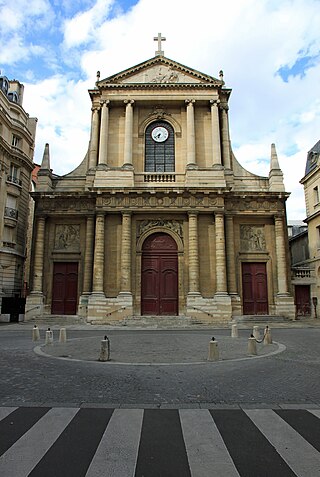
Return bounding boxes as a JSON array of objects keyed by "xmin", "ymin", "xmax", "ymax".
[{"xmin": 0, "ymin": 323, "xmax": 319, "ymax": 407}]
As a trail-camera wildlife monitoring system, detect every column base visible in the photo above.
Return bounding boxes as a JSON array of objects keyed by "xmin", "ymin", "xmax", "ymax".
[
  {"xmin": 25, "ymin": 293, "xmax": 45, "ymax": 320},
  {"xmin": 274, "ymin": 293, "xmax": 296, "ymax": 320},
  {"xmin": 186, "ymin": 294, "xmax": 232, "ymax": 322}
]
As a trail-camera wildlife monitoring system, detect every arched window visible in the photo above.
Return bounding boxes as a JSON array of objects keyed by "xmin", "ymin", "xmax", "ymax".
[{"xmin": 145, "ymin": 121, "xmax": 175, "ymax": 172}]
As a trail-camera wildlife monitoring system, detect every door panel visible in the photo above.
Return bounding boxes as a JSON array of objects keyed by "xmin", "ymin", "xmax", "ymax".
[
  {"xmin": 295, "ymin": 285, "xmax": 311, "ymax": 316},
  {"xmin": 141, "ymin": 233, "xmax": 178, "ymax": 316},
  {"xmin": 52, "ymin": 263, "xmax": 78, "ymax": 315},
  {"xmin": 242, "ymin": 263, "xmax": 268, "ymax": 315}
]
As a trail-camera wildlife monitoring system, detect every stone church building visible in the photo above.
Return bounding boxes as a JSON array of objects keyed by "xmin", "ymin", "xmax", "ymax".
[{"xmin": 26, "ymin": 37, "xmax": 295, "ymax": 323}]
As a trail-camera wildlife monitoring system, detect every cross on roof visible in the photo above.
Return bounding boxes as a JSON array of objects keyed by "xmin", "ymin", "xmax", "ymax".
[{"xmin": 154, "ymin": 32, "xmax": 166, "ymax": 56}]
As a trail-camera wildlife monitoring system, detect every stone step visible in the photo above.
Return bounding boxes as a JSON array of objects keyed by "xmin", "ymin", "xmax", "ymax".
[
  {"xmin": 97, "ymin": 315, "xmax": 202, "ymax": 328},
  {"xmin": 232, "ymin": 315, "xmax": 291, "ymax": 324},
  {"xmin": 27, "ymin": 315, "xmax": 85, "ymax": 325}
]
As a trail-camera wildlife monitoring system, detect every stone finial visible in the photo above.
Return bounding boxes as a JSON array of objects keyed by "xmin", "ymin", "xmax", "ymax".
[
  {"xmin": 269, "ymin": 142, "xmax": 285, "ymax": 192},
  {"xmin": 41, "ymin": 143, "xmax": 50, "ymax": 170},
  {"xmin": 270, "ymin": 143, "xmax": 280, "ymax": 170},
  {"xmin": 219, "ymin": 70, "xmax": 224, "ymax": 81}
]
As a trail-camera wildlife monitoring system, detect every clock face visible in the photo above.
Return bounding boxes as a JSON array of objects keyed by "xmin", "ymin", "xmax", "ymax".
[{"xmin": 151, "ymin": 126, "xmax": 169, "ymax": 142}]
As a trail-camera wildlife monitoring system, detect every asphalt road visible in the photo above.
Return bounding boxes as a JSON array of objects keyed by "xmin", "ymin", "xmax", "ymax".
[{"xmin": 0, "ymin": 327, "xmax": 319, "ymax": 408}]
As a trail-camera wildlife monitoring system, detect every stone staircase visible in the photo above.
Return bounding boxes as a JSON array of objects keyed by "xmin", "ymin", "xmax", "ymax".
[
  {"xmin": 26, "ymin": 315, "xmax": 85, "ymax": 326},
  {"xmin": 91, "ymin": 315, "xmax": 213, "ymax": 328}
]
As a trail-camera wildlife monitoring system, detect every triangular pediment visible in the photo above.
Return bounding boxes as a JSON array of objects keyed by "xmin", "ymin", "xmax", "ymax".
[{"xmin": 97, "ymin": 56, "xmax": 223, "ymax": 87}]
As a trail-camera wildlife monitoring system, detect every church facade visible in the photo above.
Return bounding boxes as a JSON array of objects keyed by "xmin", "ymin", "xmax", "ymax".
[{"xmin": 26, "ymin": 42, "xmax": 295, "ymax": 323}]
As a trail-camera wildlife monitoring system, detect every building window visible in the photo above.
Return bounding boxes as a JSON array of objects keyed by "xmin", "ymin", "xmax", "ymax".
[
  {"xmin": 5, "ymin": 195, "xmax": 18, "ymax": 220},
  {"xmin": 11, "ymin": 135, "xmax": 21, "ymax": 148},
  {"xmin": 314, "ymin": 186, "xmax": 319, "ymax": 205},
  {"xmin": 317, "ymin": 226, "xmax": 320, "ymax": 249},
  {"xmin": 145, "ymin": 121, "xmax": 175, "ymax": 172},
  {"xmin": 7, "ymin": 163, "xmax": 21, "ymax": 186},
  {"xmin": 3, "ymin": 226, "xmax": 15, "ymax": 248}
]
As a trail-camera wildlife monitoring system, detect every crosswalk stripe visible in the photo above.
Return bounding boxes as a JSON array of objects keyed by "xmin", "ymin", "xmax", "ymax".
[
  {"xmin": 309, "ymin": 409, "xmax": 320, "ymax": 419},
  {"xmin": 180, "ymin": 409, "xmax": 240, "ymax": 477},
  {"xmin": 135, "ymin": 409, "xmax": 191, "ymax": 476},
  {"xmin": 210, "ymin": 409, "xmax": 296, "ymax": 477},
  {"xmin": 245, "ymin": 409, "xmax": 320, "ymax": 477},
  {"xmin": 28, "ymin": 408, "xmax": 114, "ymax": 477},
  {"xmin": 0, "ymin": 408, "xmax": 16, "ymax": 422},
  {"xmin": 86, "ymin": 409, "xmax": 143, "ymax": 477},
  {"xmin": 0, "ymin": 407, "xmax": 50, "ymax": 457},
  {"xmin": 275, "ymin": 409, "xmax": 320, "ymax": 452},
  {"xmin": 0, "ymin": 407, "xmax": 79, "ymax": 477}
]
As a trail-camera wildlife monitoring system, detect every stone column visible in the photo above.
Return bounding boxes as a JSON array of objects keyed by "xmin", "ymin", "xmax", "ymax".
[
  {"xmin": 82, "ymin": 216, "xmax": 95, "ymax": 294},
  {"xmin": 98, "ymin": 100, "xmax": 110, "ymax": 166},
  {"xmin": 225, "ymin": 215, "xmax": 237, "ymax": 294},
  {"xmin": 185, "ymin": 99, "xmax": 196, "ymax": 167},
  {"xmin": 92, "ymin": 213, "xmax": 105, "ymax": 294},
  {"xmin": 210, "ymin": 99, "xmax": 222, "ymax": 168},
  {"xmin": 220, "ymin": 104, "xmax": 231, "ymax": 169},
  {"xmin": 215, "ymin": 212, "xmax": 228, "ymax": 294},
  {"xmin": 188, "ymin": 211, "xmax": 200, "ymax": 294},
  {"xmin": 88, "ymin": 106, "xmax": 100, "ymax": 169},
  {"xmin": 31, "ymin": 216, "xmax": 46, "ymax": 294},
  {"xmin": 120, "ymin": 212, "xmax": 132, "ymax": 294},
  {"xmin": 123, "ymin": 100, "xmax": 134, "ymax": 167},
  {"xmin": 274, "ymin": 215, "xmax": 289, "ymax": 294}
]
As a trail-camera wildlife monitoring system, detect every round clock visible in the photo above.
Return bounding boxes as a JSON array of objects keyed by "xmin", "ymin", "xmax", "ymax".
[{"xmin": 151, "ymin": 126, "xmax": 169, "ymax": 142}]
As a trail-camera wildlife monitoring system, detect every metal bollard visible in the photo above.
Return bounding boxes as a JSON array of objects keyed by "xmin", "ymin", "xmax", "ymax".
[
  {"xmin": 263, "ymin": 326, "xmax": 272, "ymax": 345},
  {"xmin": 248, "ymin": 335, "xmax": 257, "ymax": 355},
  {"xmin": 45, "ymin": 328, "xmax": 53, "ymax": 345},
  {"xmin": 207, "ymin": 337, "xmax": 219, "ymax": 361},
  {"xmin": 99, "ymin": 335, "xmax": 110, "ymax": 362},
  {"xmin": 253, "ymin": 325, "xmax": 260, "ymax": 340},
  {"xmin": 32, "ymin": 325, "xmax": 40, "ymax": 341},
  {"xmin": 231, "ymin": 323, "xmax": 239, "ymax": 338},
  {"xmin": 59, "ymin": 328, "xmax": 67, "ymax": 343}
]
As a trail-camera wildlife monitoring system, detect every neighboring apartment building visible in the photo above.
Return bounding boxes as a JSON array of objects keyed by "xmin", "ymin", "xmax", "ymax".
[
  {"xmin": 0, "ymin": 75, "xmax": 37, "ymax": 321},
  {"xmin": 288, "ymin": 220, "xmax": 312, "ymax": 316},
  {"xmin": 299, "ymin": 140, "xmax": 320, "ymax": 318}
]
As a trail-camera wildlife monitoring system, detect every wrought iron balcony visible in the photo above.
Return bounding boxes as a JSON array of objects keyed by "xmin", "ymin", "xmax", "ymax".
[
  {"xmin": 4, "ymin": 207, "xmax": 18, "ymax": 220},
  {"xmin": 7, "ymin": 175, "xmax": 22, "ymax": 186}
]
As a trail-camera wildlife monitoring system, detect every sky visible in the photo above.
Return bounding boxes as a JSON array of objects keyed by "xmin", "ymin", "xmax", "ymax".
[{"xmin": 1, "ymin": 0, "xmax": 320, "ymax": 220}]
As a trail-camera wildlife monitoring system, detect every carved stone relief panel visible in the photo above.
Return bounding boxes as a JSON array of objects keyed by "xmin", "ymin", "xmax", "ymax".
[
  {"xmin": 240, "ymin": 225, "xmax": 266, "ymax": 252},
  {"xmin": 138, "ymin": 219, "xmax": 183, "ymax": 239},
  {"xmin": 54, "ymin": 224, "xmax": 80, "ymax": 251},
  {"xmin": 98, "ymin": 194, "xmax": 224, "ymax": 210}
]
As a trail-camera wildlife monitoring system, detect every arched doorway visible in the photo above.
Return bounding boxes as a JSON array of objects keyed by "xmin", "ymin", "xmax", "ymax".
[{"xmin": 141, "ymin": 233, "xmax": 178, "ymax": 315}]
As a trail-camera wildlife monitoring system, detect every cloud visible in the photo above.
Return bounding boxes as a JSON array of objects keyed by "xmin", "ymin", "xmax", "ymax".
[{"xmin": 62, "ymin": 0, "xmax": 114, "ymax": 48}]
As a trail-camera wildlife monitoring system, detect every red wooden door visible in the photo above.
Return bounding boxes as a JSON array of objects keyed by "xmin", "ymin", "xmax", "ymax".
[
  {"xmin": 242, "ymin": 262, "xmax": 268, "ymax": 315},
  {"xmin": 52, "ymin": 262, "xmax": 78, "ymax": 315},
  {"xmin": 295, "ymin": 285, "xmax": 311, "ymax": 316},
  {"xmin": 141, "ymin": 233, "xmax": 178, "ymax": 315}
]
